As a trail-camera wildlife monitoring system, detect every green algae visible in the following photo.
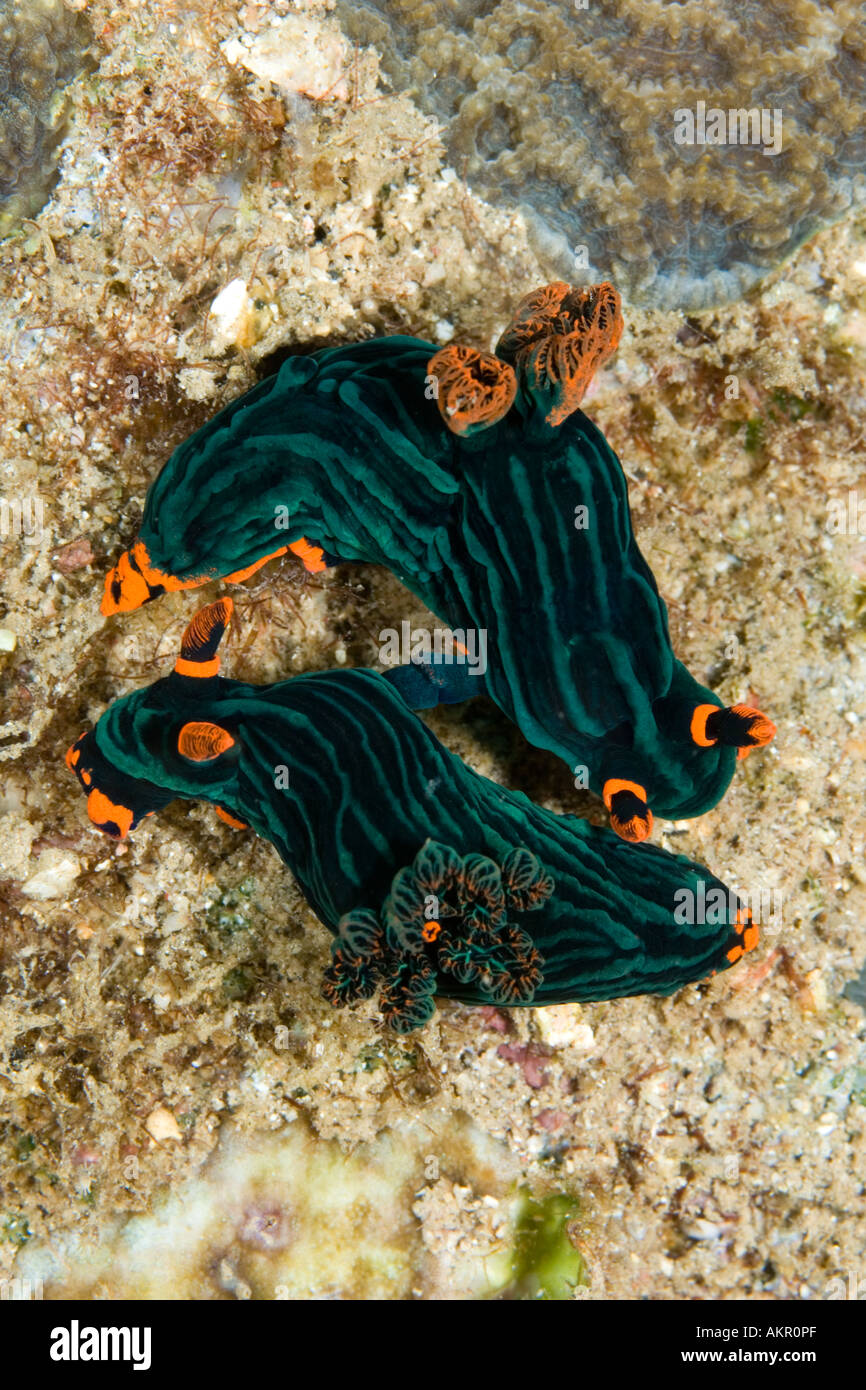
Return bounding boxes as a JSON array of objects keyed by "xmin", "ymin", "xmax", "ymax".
[
  {"xmin": 2, "ymin": 1214, "xmax": 31, "ymax": 1248},
  {"xmin": 495, "ymin": 1188, "xmax": 586, "ymax": 1301},
  {"xmin": 205, "ymin": 877, "xmax": 256, "ymax": 936},
  {"xmin": 221, "ymin": 965, "xmax": 254, "ymax": 1001}
]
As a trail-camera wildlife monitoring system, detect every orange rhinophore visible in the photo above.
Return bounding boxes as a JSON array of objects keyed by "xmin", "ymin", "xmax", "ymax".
[
  {"xmin": 731, "ymin": 705, "xmax": 776, "ymax": 758},
  {"xmin": 602, "ymin": 777, "xmax": 653, "ymax": 843},
  {"xmin": 496, "ymin": 280, "xmax": 624, "ymax": 427},
  {"xmin": 174, "ymin": 596, "xmax": 234, "ymax": 679},
  {"xmin": 427, "ymin": 343, "xmax": 517, "ymax": 437},
  {"xmin": 177, "ymin": 720, "xmax": 236, "ymax": 761},
  {"xmin": 66, "ymin": 591, "xmax": 758, "ymax": 1025}
]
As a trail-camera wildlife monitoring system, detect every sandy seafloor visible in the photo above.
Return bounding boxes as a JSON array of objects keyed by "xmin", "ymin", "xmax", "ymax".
[{"xmin": 1, "ymin": 0, "xmax": 865, "ymax": 1300}]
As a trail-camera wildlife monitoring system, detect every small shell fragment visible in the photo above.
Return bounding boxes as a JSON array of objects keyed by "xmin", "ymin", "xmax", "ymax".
[{"xmin": 145, "ymin": 1106, "xmax": 183, "ymax": 1144}]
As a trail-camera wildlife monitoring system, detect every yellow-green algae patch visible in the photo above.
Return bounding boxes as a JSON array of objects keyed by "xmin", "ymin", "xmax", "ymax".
[{"xmin": 503, "ymin": 1189, "xmax": 586, "ymax": 1300}]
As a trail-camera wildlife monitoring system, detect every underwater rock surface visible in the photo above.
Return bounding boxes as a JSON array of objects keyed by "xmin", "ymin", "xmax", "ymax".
[
  {"xmin": 337, "ymin": 0, "xmax": 866, "ymax": 309},
  {"xmin": 0, "ymin": 0, "xmax": 89, "ymax": 231},
  {"xmin": 2, "ymin": 0, "xmax": 866, "ymax": 1304}
]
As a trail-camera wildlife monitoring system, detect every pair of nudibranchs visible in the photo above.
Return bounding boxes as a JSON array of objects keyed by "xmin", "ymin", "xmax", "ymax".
[{"xmin": 67, "ymin": 283, "xmax": 774, "ymax": 1032}]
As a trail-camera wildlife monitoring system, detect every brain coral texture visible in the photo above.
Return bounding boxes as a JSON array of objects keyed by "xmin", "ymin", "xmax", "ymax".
[
  {"xmin": 0, "ymin": 0, "xmax": 88, "ymax": 227},
  {"xmin": 337, "ymin": 0, "xmax": 866, "ymax": 309}
]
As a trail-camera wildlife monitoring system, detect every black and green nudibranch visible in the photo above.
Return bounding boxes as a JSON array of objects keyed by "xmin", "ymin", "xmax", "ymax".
[
  {"xmin": 67, "ymin": 599, "xmax": 758, "ymax": 1033},
  {"xmin": 100, "ymin": 282, "xmax": 774, "ymax": 840}
]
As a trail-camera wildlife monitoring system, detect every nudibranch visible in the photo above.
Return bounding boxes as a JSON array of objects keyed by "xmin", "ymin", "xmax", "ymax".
[
  {"xmin": 100, "ymin": 282, "xmax": 774, "ymax": 840},
  {"xmin": 67, "ymin": 599, "xmax": 758, "ymax": 1032}
]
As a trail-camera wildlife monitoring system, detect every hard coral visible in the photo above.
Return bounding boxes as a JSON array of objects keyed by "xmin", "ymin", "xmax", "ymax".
[
  {"xmin": 0, "ymin": 0, "xmax": 89, "ymax": 230},
  {"xmin": 336, "ymin": 0, "xmax": 866, "ymax": 309}
]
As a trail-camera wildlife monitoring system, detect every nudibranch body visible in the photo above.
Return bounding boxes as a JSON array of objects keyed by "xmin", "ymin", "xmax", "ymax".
[
  {"xmin": 67, "ymin": 600, "xmax": 757, "ymax": 1032},
  {"xmin": 101, "ymin": 284, "xmax": 774, "ymax": 839}
]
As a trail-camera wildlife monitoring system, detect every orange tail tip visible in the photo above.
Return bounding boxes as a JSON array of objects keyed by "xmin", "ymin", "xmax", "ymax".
[
  {"xmin": 496, "ymin": 281, "xmax": 624, "ymax": 427},
  {"xmin": 102, "ymin": 539, "xmax": 208, "ymax": 616},
  {"xmin": 180, "ymin": 596, "xmax": 234, "ymax": 652},
  {"xmin": 602, "ymin": 777, "xmax": 653, "ymax": 843},
  {"xmin": 102, "ymin": 549, "xmax": 150, "ymax": 616},
  {"xmin": 177, "ymin": 721, "xmax": 235, "ymax": 761},
  {"xmin": 727, "ymin": 933, "xmax": 759, "ymax": 963},
  {"xmin": 610, "ymin": 808, "xmax": 654, "ymax": 843},
  {"xmin": 427, "ymin": 344, "xmax": 517, "ymax": 437},
  {"xmin": 216, "ymin": 805, "xmax": 248, "ymax": 830},
  {"xmin": 86, "ymin": 788, "xmax": 134, "ymax": 839}
]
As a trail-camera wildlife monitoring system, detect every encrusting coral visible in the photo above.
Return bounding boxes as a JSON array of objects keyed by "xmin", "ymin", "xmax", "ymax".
[
  {"xmin": 0, "ymin": 0, "xmax": 89, "ymax": 232},
  {"xmin": 337, "ymin": 0, "xmax": 866, "ymax": 309}
]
